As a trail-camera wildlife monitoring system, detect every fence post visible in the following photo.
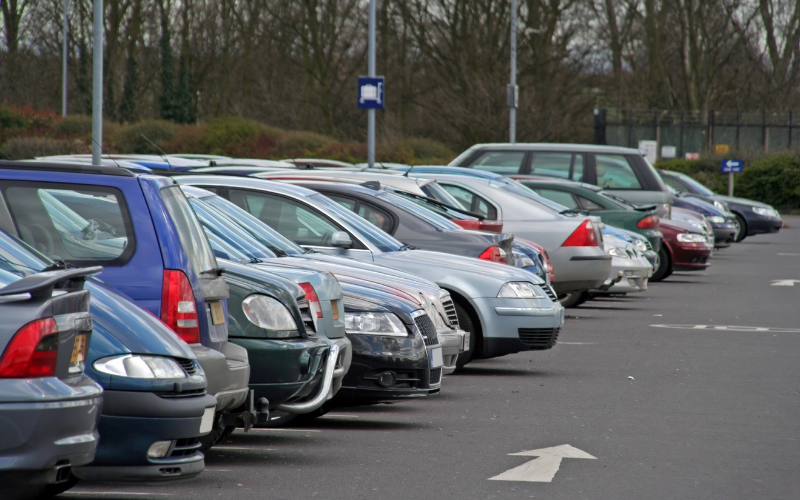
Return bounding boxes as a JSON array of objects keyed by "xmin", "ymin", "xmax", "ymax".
[
  {"xmin": 654, "ymin": 110, "xmax": 659, "ymax": 159},
  {"xmin": 627, "ymin": 108, "xmax": 633, "ymax": 148},
  {"xmin": 735, "ymin": 109, "xmax": 741, "ymax": 151},
  {"xmin": 762, "ymin": 110, "xmax": 768, "ymax": 152},
  {"xmin": 790, "ymin": 110, "xmax": 794, "ymax": 150},
  {"xmin": 593, "ymin": 108, "xmax": 607, "ymax": 145},
  {"xmin": 679, "ymin": 110, "xmax": 685, "ymax": 159},
  {"xmin": 707, "ymin": 109, "xmax": 714, "ymax": 153}
]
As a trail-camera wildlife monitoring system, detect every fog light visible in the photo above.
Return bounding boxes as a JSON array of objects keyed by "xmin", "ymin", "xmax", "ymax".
[
  {"xmin": 377, "ymin": 371, "xmax": 396, "ymax": 387},
  {"xmin": 624, "ymin": 270, "xmax": 634, "ymax": 276},
  {"xmin": 147, "ymin": 440, "xmax": 173, "ymax": 459}
]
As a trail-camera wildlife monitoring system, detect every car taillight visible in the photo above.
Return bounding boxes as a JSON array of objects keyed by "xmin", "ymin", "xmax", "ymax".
[
  {"xmin": 478, "ymin": 221, "xmax": 504, "ymax": 233},
  {"xmin": 452, "ymin": 219, "xmax": 482, "ymax": 230},
  {"xmin": 637, "ymin": 215, "xmax": 660, "ymax": 229},
  {"xmin": 562, "ymin": 219, "xmax": 598, "ymax": 247},
  {"xmin": 0, "ymin": 318, "xmax": 59, "ymax": 378},
  {"xmin": 479, "ymin": 245, "xmax": 507, "ymax": 264},
  {"xmin": 161, "ymin": 270, "xmax": 201, "ymax": 344},
  {"xmin": 298, "ymin": 282, "xmax": 323, "ymax": 319}
]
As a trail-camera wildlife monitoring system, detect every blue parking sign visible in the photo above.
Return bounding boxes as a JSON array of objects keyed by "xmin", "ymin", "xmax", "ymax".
[
  {"xmin": 721, "ymin": 159, "xmax": 743, "ymax": 173},
  {"xmin": 358, "ymin": 77, "xmax": 384, "ymax": 109}
]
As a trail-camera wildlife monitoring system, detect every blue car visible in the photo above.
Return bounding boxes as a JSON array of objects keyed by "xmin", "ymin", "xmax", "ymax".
[
  {"xmin": 0, "ymin": 231, "xmax": 216, "ymax": 487},
  {"xmin": 667, "ymin": 188, "xmax": 737, "ymax": 248},
  {"xmin": 0, "ymin": 161, "xmax": 252, "ymax": 451}
]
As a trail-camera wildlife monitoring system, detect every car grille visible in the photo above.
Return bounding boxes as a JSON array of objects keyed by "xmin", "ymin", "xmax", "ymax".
[
  {"xmin": 441, "ymin": 297, "xmax": 459, "ymax": 328},
  {"xmin": 169, "ymin": 438, "xmax": 201, "ymax": 458},
  {"xmin": 158, "ymin": 389, "xmax": 207, "ymax": 399},
  {"xmin": 297, "ymin": 299, "xmax": 316, "ymax": 336},
  {"xmin": 429, "ymin": 367, "xmax": 442, "ymax": 386},
  {"xmin": 177, "ymin": 358, "xmax": 196, "ymax": 376},
  {"xmin": 541, "ymin": 285, "xmax": 558, "ymax": 302},
  {"xmin": 415, "ymin": 314, "xmax": 439, "ymax": 346},
  {"xmin": 518, "ymin": 327, "xmax": 560, "ymax": 348}
]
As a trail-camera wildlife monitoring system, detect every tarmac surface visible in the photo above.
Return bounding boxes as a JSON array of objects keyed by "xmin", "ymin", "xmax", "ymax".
[{"xmin": 65, "ymin": 216, "xmax": 800, "ymax": 500}]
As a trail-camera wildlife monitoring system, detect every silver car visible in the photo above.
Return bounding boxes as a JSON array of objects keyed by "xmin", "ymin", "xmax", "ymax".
[{"xmin": 176, "ymin": 176, "xmax": 564, "ymax": 367}]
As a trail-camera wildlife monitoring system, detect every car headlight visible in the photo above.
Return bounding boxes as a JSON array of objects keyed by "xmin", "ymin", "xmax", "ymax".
[
  {"xmin": 242, "ymin": 295, "xmax": 299, "ymax": 336},
  {"xmin": 707, "ymin": 216, "xmax": 725, "ymax": 224},
  {"xmin": 344, "ymin": 312, "xmax": 407, "ymax": 336},
  {"xmin": 634, "ymin": 240, "xmax": 648, "ymax": 253},
  {"xmin": 713, "ymin": 201, "xmax": 728, "ymax": 213},
  {"xmin": 497, "ymin": 282, "xmax": 545, "ymax": 298},
  {"xmin": 607, "ymin": 247, "xmax": 629, "ymax": 258},
  {"xmin": 94, "ymin": 355, "xmax": 187, "ymax": 379},
  {"xmin": 752, "ymin": 206, "xmax": 779, "ymax": 217},
  {"xmin": 676, "ymin": 232, "xmax": 707, "ymax": 243}
]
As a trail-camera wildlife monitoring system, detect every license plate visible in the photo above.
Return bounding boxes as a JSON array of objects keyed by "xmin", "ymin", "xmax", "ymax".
[
  {"xmin": 210, "ymin": 301, "xmax": 225, "ymax": 325},
  {"xmin": 429, "ymin": 346, "xmax": 443, "ymax": 369},
  {"xmin": 199, "ymin": 406, "xmax": 216, "ymax": 434},
  {"xmin": 69, "ymin": 334, "xmax": 87, "ymax": 375},
  {"xmin": 330, "ymin": 299, "xmax": 340, "ymax": 320}
]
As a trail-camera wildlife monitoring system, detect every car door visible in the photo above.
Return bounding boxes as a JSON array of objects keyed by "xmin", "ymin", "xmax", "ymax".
[{"xmin": 222, "ymin": 187, "xmax": 376, "ymax": 261}]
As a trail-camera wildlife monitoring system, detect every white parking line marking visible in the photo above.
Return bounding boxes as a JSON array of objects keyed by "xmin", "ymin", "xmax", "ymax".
[
  {"xmin": 559, "ymin": 342, "xmax": 598, "ymax": 345},
  {"xmin": 489, "ymin": 444, "xmax": 596, "ymax": 482},
  {"xmin": 63, "ymin": 493, "xmax": 173, "ymax": 497},
  {"xmin": 212, "ymin": 447, "xmax": 277, "ymax": 451},
  {"xmin": 236, "ymin": 428, "xmax": 322, "ymax": 433},
  {"xmin": 771, "ymin": 279, "xmax": 800, "ymax": 286},
  {"xmin": 777, "ymin": 253, "xmax": 800, "ymax": 256},
  {"xmin": 651, "ymin": 324, "xmax": 800, "ymax": 333},
  {"xmin": 322, "ymin": 414, "xmax": 360, "ymax": 419}
]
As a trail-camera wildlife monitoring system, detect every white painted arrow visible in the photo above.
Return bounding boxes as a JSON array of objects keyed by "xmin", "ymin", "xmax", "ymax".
[
  {"xmin": 489, "ymin": 444, "xmax": 596, "ymax": 483},
  {"xmin": 726, "ymin": 160, "xmax": 736, "ymax": 168},
  {"xmin": 771, "ymin": 280, "xmax": 800, "ymax": 286}
]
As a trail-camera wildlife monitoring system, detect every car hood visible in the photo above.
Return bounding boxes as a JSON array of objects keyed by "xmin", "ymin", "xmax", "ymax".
[
  {"xmin": 340, "ymin": 281, "xmax": 422, "ymax": 325},
  {"xmin": 713, "ymin": 194, "xmax": 773, "ymax": 208},
  {"xmin": 250, "ymin": 260, "xmax": 343, "ymax": 302}
]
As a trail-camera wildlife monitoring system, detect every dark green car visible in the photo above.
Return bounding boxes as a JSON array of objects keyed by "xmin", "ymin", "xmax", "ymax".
[{"xmin": 511, "ymin": 176, "xmax": 663, "ymax": 252}]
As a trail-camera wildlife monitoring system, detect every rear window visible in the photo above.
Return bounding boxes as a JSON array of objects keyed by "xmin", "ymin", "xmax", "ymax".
[
  {"xmin": 160, "ymin": 185, "xmax": 219, "ymax": 276},
  {"xmin": 1, "ymin": 182, "xmax": 135, "ymax": 266},
  {"xmin": 595, "ymin": 155, "xmax": 643, "ymax": 189}
]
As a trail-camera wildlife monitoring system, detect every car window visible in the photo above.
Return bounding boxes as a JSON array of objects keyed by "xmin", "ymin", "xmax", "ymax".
[
  {"xmin": 326, "ymin": 194, "xmax": 394, "ymax": 233},
  {"xmin": 577, "ymin": 195, "xmax": 603, "ymax": 210},
  {"xmin": 662, "ymin": 175, "xmax": 689, "ymax": 193},
  {"xmin": 160, "ymin": 185, "xmax": 219, "ymax": 275},
  {"xmin": 189, "ymin": 198, "xmax": 276, "ymax": 260},
  {"xmin": 530, "ymin": 152, "xmax": 572, "ymax": 179},
  {"xmin": 533, "ymin": 188, "xmax": 578, "ymax": 209},
  {"xmin": 572, "ymin": 154, "xmax": 585, "ymax": 181},
  {"xmin": 306, "ymin": 193, "xmax": 405, "ymax": 252},
  {"xmin": 376, "ymin": 191, "xmax": 461, "ymax": 230},
  {"xmin": 326, "ymin": 194, "xmax": 357, "ymax": 211},
  {"xmin": 675, "ymin": 173, "xmax": 715, "ymax": 196},
  {"xmin": 2, "ymin": 183, "xmax": 134, "ymax": 265},
  {"xmin": 469, "ymin": 151, "xmax": 526, "ymax": 174},
  {"xmin": 439, "ymin": 183, "xmax": 498, "ymax": 219},
  {"xmin": 228, "ymin": 189, "xmax": 342, "ymax": 247},
  {"xmin": 595, "ymin": 154, "xmax": 643, "ymax": 189}
]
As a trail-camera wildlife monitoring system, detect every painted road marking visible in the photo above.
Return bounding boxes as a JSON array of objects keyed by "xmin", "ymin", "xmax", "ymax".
[
  {"xmin": 489, "ymin": 444, "xmax": 596, "ymax": 483},
  {"xmin": 650, "ymin": 324, "xmax": 800, "ymax": 333},
  {"xmin": 322, "ymin": 414, "xmax": 361, "ymax": 419},
  {"xmin": 63, "ymin": 493, "xmax": 173, "ymax": 497},
  {"xmin": 771, "ymin": 279, "xmax": 800, "ymax": 286},
  {"xmin": 212, "ymin": 447, "xmax": 277, "ymax": 451},
  {"xmin": 234, "ymin": 428, "xmax": 321, "ymax": 433},
  {"xmin": 777, "ymin": 253, "xmax": 800, "ymax": 256},
  {"xmin": 559, "ymin": 342, "xmax": 599, "ymax": 345}
]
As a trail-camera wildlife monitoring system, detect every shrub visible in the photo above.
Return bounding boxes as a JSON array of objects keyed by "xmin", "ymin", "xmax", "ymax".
[
  {"xmin": 116, "ymin": 120, "xmax": 177, "ymax": 154},
  {"xmin": 316, "ymin": 141, "xmax": 367, "ymax": 164},
  {"xmin": 52, "ymin": 114, "xmax": 93, "ymax": 137},
  {"xmin": 735, "ymin": 154, "xmax": 800, "ymax": 209},
  {"xmin": 166, "ymin": 124, "xmax": 208, "ymax": 154},
  {"xmin": 0, "ymin": 104, "xmax": 29, "ymax": 130},
  {"xmin": 397, "ymin": 137, "xmax": 455, "ymax": 164},
  {"xmin": 275, "ymin": 131, "xmax": 334, "ymax": 158},
  {"xmin": 0, "ymin": 137, "xmax": 87, "ymax": 160},
  {"xmin": 203, "ymin": 117, "xmax": 271, "ymax": 154}
]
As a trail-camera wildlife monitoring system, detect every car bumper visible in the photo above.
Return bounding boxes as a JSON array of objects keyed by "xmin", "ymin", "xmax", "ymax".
[
  {"xmin": 191, "ymin": 343, "xmax": 250, "ymax": 412},
  {"xmin": 669, "ymin": 241, "xmax": 713, "ymax": 271},
  {"xmin": 550, "ymin": 247, "xmax": 612, "ymax": 294},
  {"xmin": 745, "ymin": 215, "xmax": 783, "ymax": 235},
  {"xmin": 712, "ymin": 224, "xmax": 737, "ymax": 247},
  {"xmin": 0, "ymin": 376, "xmax": 103, "ymax": 478},
  {"xmin": 599, "ymin": 257, "xmax": 651, "ymax": 293},
  {"xmin": 472, "ymin": 296, "xmax": 564, "ymax": 358},
  {"xmin": 438, "ymin": 328, "xmax": 468, "ymax": 375},
  {"xmin": 73, "ymin": 390, "xmax": 216, "ymax": 483},
  {"xmin": 640, "ymin": 229, "xmax": 662, "ymax": 252}
]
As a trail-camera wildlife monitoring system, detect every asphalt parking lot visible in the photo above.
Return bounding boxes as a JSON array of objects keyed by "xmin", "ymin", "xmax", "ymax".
[{"xmin": 65, "ymin": 217, "xmax": 800, "ymax": 500}]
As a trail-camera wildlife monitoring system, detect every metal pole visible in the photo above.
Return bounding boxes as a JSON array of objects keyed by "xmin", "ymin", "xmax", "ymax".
[
  {"xmin": 367, "ymin": 0, "xmax": 376, "ymax": 169},
  {"xmin": 508, "ymin": 0, "xmax": 517, "ymax": 143},
  {"xmin": 62, "ymin": 0, "xmax": 68, "ymax": 117},
  {"xmin": 92, "ymin": 0, "xmax": 103, "ymax": 165},
  {"xmin": 728, "ymin": 172, "xmax": 734, "ymax": 197}
]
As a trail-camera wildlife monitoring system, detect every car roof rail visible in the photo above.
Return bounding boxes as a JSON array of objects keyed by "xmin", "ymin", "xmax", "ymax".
[{"xmin": 0, "ymin": 160, "xmax": 135, "ymax": 177}]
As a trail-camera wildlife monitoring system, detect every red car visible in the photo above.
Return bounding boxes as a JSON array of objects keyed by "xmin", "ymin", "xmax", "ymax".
[{"xmin": 651, "ymin": 218, "xmax": 713, "ymax": 282}]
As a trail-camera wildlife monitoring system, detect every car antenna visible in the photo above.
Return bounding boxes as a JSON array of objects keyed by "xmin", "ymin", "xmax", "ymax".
[
  {"xmin": 141, "ymin": 134, "xmax": 173, "ymax": 169},
  {"xmin": 402, "ymin": 160, "xmax": 417, "ymax": 178},
  {"xmin": 91, "ymin": 137, "xmax": 122, "ymax": 168}
]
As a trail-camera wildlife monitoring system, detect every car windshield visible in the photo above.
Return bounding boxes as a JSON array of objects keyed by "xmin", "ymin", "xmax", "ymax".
[
  {"xmin": 389, "ymin": 189, "xmax": 478, "ymax": 221},
  {"xmin": 198, "ymin": 193, "xmax": 306, "ymax": 256},
  {"xmin": 0, "ymin": 230, "xmax": 50, "ymax": 278},
  {"xmin": 600, "ymin": 191, "xmax": 638, "ymax": 209},
  {"xmin": 375, "ymin": 191, "xmax": 462, "ymax": 230},
  {"xmin": 189, "ymin": 198, "xmax": 277, "ymax": 260},
  {"xmin": 419, "ymin": 181, "xmax": 465, "ymax": 208},
  {"xmin": 677, "ymin": 173, "xmax": 716, "ymax": 196},
  {"xmin": 159, "ymin": 185, "xmax": 219, "ymax": 276},
  {"xmin": 497, "ymin": 183, "xmax": 568, "ymax": 213},
  {"xmin": 308, "ymin": 193, "xmax": 405, "ymax": 252},
  {"xmin": 205, "ymin": 231, "xmax": 254, "ymax": 262}
]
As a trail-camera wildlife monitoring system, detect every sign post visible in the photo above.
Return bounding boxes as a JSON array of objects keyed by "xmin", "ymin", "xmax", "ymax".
[
  {"xmin": 365, "ymin": 0, "xmax": 378, "ymax": 169},
  {"xmin": 721, "ymin": 159, "xmax": 743, "ymax": 196}
]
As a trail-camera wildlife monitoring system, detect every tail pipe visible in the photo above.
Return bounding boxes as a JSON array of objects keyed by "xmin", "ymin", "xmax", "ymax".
[{"xmin": 276, "ymin": 344, "xmax": 340, "ymax": 414}]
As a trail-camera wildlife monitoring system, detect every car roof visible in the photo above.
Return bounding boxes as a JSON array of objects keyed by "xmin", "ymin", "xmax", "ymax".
[
  {"xmin": 460, "ymin": 143, "xmax": 642, "ymax": 154},
  {"xmin": 253, "ymin": 170, "xmax": 436, "ymax": 189},
  {"xmin": 0, "ymin": 160, "xmax": 135, "ymax": 177},
  {"xmin": 174, "ymin": 174, "xmax": 319, "ymax": 198},
  {"xmin": 510, "ymin": 175, "xmax": 603, "ymax": 192}
]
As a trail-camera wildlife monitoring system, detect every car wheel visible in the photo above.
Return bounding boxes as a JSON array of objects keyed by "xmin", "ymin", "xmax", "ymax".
[
  {"xmin": 198, "ymin": 415, "xmax": 236, "ymax": 452},
  {"xmin": 454, "ymin": 302, "xmax": 478, "ymax": 370},
  {"xmin": 650, "ymin": 246, "xmax": 672, "ymax": 282},
  {"xmin": 37, "ymin": 474, "xmax": 79, "ymax": 499},
  {"xmin": 558, "ymin": 291, "xmax": 587, "ymax": 308},
  {"xmin": 733, "ymin": 214, "xmax": 747, "ymax": 242}
]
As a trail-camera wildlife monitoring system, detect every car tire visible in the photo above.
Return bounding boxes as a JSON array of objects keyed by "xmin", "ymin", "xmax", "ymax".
[
  {"xmin": 454, "ymin": 302, "xmax": 477, "ymax": 370},
  {"xmin": 650, "ymin": 246, "xmax": 672, "ymax": 282},
  {"xmin": 198, "ymin": 416, "xmax": 236, "ymax": 452},
  {"xmin": 37, "ymin": 474, "xmax": 79, "ymax": 499},
  {"xmin": 733, "ymin": 214, "xmax": 747, "ymax": 242},
  {"xmin": 558, "ymin": 291, "xmax": 587, "ymax": 308}
]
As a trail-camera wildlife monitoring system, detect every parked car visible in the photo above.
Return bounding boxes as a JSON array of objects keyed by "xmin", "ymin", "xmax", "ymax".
[
  {"xmin": 511, "ymin": 176, "xmax": 663, "ymax": 252},
  {"xmin": 175, "ymin": 176, "xmax": 564, "ymax": 367},
  {"xmin": 667, "ymin": 187, "xmax": 737, "ymax": 248},
  {"xmin": 281, "ymin": 159, "xmax": 359, "ymax": 169},
  {"xmin": 405, "ymin": 173, "xmax": 612, "ymax": 299},
  {"xmin": 658, "ymin": 169, "xmax": 782, "ymax": 242},
  {"xmin": 0, "ymin": 161, "xmax": 252, "ymax": 451},
  {"xmin": 651, "ymin": 219, "xmax": 713, "ymax": 282},
  {"xmin": 602, "ymin": 225, "xmax": 659, "ymax": 269},
  {"xmin": 39, "ymin": 154, "xmax": 206, "ymax": 171},
  {"xmin": 0, "ymin": 246, "xmax": 102, "ymax": 499},
  {"xmin": 0, "ymin": 231, "xmax": 215, "ymax": 487},
  {"xmin": 450, "ymin": 143, "xmax": 673, "ymax": 217},
  {"xmin": 671, "ymin": 207, "xmax": 715, "ymax": 247}
]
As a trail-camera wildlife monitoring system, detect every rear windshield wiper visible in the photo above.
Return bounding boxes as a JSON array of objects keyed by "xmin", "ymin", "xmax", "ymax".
[
  {"xmin": 200, "ymin": 267, "xmax": 225, "ymax": 277},
  {"xmin": 400, "ymin": 242, "xmax": 418, "ymax": 250}
]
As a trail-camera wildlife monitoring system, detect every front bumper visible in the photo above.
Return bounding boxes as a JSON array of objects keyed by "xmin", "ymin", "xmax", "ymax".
[
  {"xmin": 712, "ymin": 224, "xmax": 737, "ymax": 247},
  {"xmin": 438, "ymin": 328, "xmax": 468, "ymax": 375},
  {"xmin": 192, "ymin": 343, "xmax": 250, "ymax": 412},
  {"xmin": 746, "ymin": 214, "xmax": 783, "ymax": 235},
  {"xmin": 73, "ymin": 390, "xmax": 216, "ymax": 483},
  {"xmin": 599, "ymin": 257, "xmax": 652, "ymax": 293},
  {"xmin": 669, "ymin": 241, "xmax": 713, "ymax": 271},
  {"xmin": 472, "ymin": 296, "xmax": 564, "ymax": 359}
]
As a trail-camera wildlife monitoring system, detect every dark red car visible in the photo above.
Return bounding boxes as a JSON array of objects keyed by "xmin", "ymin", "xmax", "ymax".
[{"xmin": 651, "ymin": 218, "xmax": 713, "ymax": 282}]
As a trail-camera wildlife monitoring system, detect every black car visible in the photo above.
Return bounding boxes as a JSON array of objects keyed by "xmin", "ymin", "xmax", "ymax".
[
  {"xmin": 658, "ymin": 169, "xmax": 783, "ymax": 242},
  {"xmin": 290, "ymin": 181, "xmax": 515, "ymax": 265}
]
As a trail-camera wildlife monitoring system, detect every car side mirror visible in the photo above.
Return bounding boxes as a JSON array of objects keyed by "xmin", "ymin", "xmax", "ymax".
[{"xmin": 330, "ymin": 231, "xmax": 353, "ymax": 249}]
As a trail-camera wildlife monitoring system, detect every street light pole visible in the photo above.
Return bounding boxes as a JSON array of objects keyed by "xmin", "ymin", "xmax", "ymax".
[
  {"xmin": 367, "ymin": 0, "xmax": 376, "ymax": 168},
  {"xmin": 92, "ymin": 0, "xmax": 103, "ymax": 165},
  {"xmin": 508, "ymin": 0, "xmax": 518, "ymax": 143},
  {"xmin": 62, "ymin": 0, "xmax": 68, "ymax": 117}
]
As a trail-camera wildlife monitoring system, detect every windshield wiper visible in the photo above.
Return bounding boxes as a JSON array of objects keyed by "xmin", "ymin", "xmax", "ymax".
[
  {"xmin": 200, "ymin": 267, "xmax": 225, "ymax": 277},
  {"xmin": 303, "ymin": 247, "xmax": 316, "ymax": 254},
  {"xmin": 267, "ymin": 245, "xmax": 288, "ymax": 257},
  {"xmin": 400, "ymin": 242, "xmax": 418, "ymax": 250},
  {"xmin": 42, "ymin": 260, "xmax": 76, "ymax": 271}
]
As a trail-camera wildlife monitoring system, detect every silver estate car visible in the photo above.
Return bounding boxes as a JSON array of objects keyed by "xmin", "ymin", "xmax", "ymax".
[{"xmin": 176, "ymin": 176, "xmax": 564, "ymax": 367}]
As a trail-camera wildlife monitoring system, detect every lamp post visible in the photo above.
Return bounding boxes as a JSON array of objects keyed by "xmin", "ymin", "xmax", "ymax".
[
  {"xmin": 91, "ymin": 0, "xmax": 103, "ymax": 165},
  {"xmin": 367, "ymin": 0, "xmax": 376, "ymax": 168},
  {"xmin": 508, "ymin": 0, "xmax": 518, "ymax": 143}
]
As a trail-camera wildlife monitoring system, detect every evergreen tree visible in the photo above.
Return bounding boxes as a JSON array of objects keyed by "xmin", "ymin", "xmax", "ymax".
[
  {"xmin": 175, "ymin": 54, "xmax": 195, "ymax": 124},
  {"xmin": 158, "ymin": 3, "xmax": 176, "ymax": 121},
  {"xmin": 120, "ymin": 50, "xmax": 139, "ymax": 122}
]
